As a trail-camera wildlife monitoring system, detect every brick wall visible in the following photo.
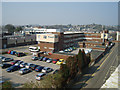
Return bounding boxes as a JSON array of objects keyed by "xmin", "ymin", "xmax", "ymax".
[{"xmin": 39, "ymin": 53, "xmax": 71, "ymax": 60}]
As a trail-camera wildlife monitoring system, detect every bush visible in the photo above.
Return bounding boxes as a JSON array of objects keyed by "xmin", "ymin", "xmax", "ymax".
[{"xmin": 2, "ymin": 81, "xmax": 13, "ymax": 88}]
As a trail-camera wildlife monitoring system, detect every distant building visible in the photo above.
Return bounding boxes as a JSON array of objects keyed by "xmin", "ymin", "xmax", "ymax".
[
  {"xmin": 116, "ymin": 31, "xmax": 120, "ymax": 41},
  {"xmin": 0, "ymin": 34, "xmax": 37, "ymax": 49}
]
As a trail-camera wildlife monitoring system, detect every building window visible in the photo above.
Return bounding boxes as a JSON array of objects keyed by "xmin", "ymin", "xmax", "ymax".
[
  {"xmin": 44, "ymin": 47, "xmax": 47, "ymax": 49},
  {"xmin": 55, "ymin": 36, "xmax": 58, "ymax": 38},
  {"xmin": 38, "ymin": 35, "xmax": 40, "ymax": 38},
  {"xmin": 43, "ymin": 35, "xmax": 47, "ymax": 39}
]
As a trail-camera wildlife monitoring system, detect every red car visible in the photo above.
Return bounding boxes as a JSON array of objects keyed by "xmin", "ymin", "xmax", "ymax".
[
  {"xmin": 52, "ymin": 59, "xmax": 59, "ymax": 64},
  {"xmin": 11, "ymin": 60, "xmax": 20, "ymax": 65},
  {"xmin": 8, "ymin": 50, "xmax": 11, "ymax": 54}
]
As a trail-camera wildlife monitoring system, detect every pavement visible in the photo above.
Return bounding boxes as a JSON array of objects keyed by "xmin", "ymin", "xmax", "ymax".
[
  {"xmin": 0, "ymin": 46, "xmax": 60, "ymax": 88},
  {"xmin": 70, "ymin": 42, "xmax": 119, "ymax": 89}
]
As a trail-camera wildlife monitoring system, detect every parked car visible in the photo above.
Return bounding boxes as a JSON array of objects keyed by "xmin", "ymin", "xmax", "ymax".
[
  {"xmin": 42, "ymin": 57, "xmax": 49, "ymax": 62},
  {"xmin": 15, "ymin": 52, "xmax": 26, "ymax": 57},
  {"xmin": 0, "ymin": 56, "xmax": 5, "ymax": 60},
  {"xmin": 42, "ymin": 67, "xmax": 53, "ymax": 73},
  {"xmin": 53, "ymin": 69, "xmax": 59, "ymax": 74},
  {"xmin": 10, "ymin": 51, "xmax": 17, "ymax": 55},
  {"xmin": 52, "ymin": 59, "xmax": 59, "ymax": 64},
  {"xmin": 38, "ymin": 56, "xmax": 44, "ymax": 61},
  {"xmin": 0, "ymin": 63, "xmax": 12, "ymax": 69},
  {"xmin": 6, "ymin": 65, "xmax": 20, "ymax": 72},
  {"xmin": 35, "ymin": 66, "xmax": 44, "ymax": 72},
  {"xmin": 31, "ymin": 56, "xmax": 38, "ymax": 61},
  {"xmin": 19, "ymin": 68, "xmax": 31, "ymax": 75},
  {"xmin": 25, "ymin": 63, "xmax": 34, "ymax": 69},
  {"xmin": 56, "ymin": 59, "xmax": 64, "ymax": 65},
  {"xmin": 30, "ymin": 64, "xmax": 39, "ymax": 70},
  {"xmin": 46, "ymin": 58, "xmax": 53, "ymax": 63},
  {"xmin": 11, "ymin": 60, "xmax": 20, "ymax": 65},
  {"xmin": 20, "ymin": 63, "xmax": 28, "ymax": 68},
  {"xmin": 59, "ymin": 50, "xmax": 64, "ymax": 53},
  {"xmin": 2, "ymin": 58, "xmax": 14, "ymax": 62},
  {"xmin": 14, "ymin": 61, "xmax": 24, "ymax": 66},
  {"xmin": 8, "ymin": 50, "xmax": 11, "ymax": 54},
  {"xmin": 35, "ymin": 73, "xmax": 46, "ymax": 80}
]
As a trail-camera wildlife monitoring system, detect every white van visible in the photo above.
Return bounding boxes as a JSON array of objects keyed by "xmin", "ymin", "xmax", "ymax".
[{"xmin": 29, "ymin": 46, "xmax": 40, "ymax": 52}]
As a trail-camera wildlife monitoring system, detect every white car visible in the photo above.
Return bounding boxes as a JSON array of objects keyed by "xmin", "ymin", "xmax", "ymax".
[
  {"xmin": 35, "ymin": 73, "xmax": 46, "ymax": 80},
  {"xmin": 59, "ymin": 50, "xmax": 64, "ymax": 53},
  {"xmin": 46, "ymin": 58, "xmax": 52, "ymax": 63},
  {"xmin": 42, "ymin": 67, "xmax": 53, "ymax": 73},
  {"xmin": 15, "ymin": 61, "xmax": 23, "ymax": 66},
  {"xmin": 25, "ymin": 63, "xmax": 34, "ymax": 69}
]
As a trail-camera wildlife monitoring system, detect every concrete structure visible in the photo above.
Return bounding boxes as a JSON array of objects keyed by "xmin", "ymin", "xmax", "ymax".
[
  {"xmin": 0, "ymin": 34, "xmax": 37, "ymax": 49},
  {"xmin": 23, "ymin": 27, "xmax": 62, "ymax": 34},
  {"xmin": 116, "ymin": 31, "xmax": 120, "ymax": 41}
]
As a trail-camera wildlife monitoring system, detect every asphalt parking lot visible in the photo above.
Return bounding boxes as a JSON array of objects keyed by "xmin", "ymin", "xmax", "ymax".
[{"xmin": 1, "ymin": 46, "xmax": 60, "ymax": 88}]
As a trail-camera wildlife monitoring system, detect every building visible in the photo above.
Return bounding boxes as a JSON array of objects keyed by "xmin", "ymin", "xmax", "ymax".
[
  {"xmin": 23, "ymin": 27, "xmax": 62, "ymax": 34},
  {"xmin": 0, "ymin": 34, "xmax": 37, "ymax": 49},
  {"xmin": 116, "ymin": 31, "xmax": 120, "ymax": 41},
  {"xmin": 36, "ymin": 29, "xmax": 110, "ymax": 52}
]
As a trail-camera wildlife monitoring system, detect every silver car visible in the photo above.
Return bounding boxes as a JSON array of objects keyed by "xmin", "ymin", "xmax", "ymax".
[
  {"xmin": 19, "ymin": 68, "xmax": 31, "ymax": 75},
  {"xmin": 2, "ymin": 58, "xmax": 13, "ymax": 62}
]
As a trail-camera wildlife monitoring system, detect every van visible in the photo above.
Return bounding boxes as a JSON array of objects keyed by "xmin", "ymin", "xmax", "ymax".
[{"xmin": 29, "ymin": 46, "xmax": 40, "ymax": 52}]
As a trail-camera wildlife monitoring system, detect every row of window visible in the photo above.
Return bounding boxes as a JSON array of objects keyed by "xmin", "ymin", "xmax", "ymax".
[
  {"xmin": 38, "ymin": 35, "xmax": 58, "ymax": 39},
  {"xmin": 64, "ymin": 34, "xmax": 100, "ymax": 38},
  {"xmin": 44, "ymin": 47, "xmax": 54, "ymax": 50}
]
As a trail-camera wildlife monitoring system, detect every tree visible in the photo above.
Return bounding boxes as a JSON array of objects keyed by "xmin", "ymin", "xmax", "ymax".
[
  {"xmin": 82, "ymin": 49, "xmax": 87, "ymax": 68},
  {"xmin": 5, "ymin": 24, "xmax": 15, "ymax": 33},
  {"xmin": 77, "ymin": 49, "xmax": 83, "ymax": 73},
  {"xmin": 15, "ymin": 26, "xmax": 23, "ymax": 32}
]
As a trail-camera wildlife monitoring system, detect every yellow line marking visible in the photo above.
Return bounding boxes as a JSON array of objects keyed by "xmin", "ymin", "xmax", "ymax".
[{"xmin": 86, "ymin": 45, "xmax": 117, "ymax": 84}]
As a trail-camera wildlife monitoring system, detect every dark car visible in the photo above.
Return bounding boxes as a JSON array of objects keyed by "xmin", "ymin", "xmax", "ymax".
[
  {"xmin": 15, "ymin": 52, "xmax": 26, "ymax": 57},
  {"xmin": 31, "ymin": 57, "xmax": 38, "ymax": 61},
  {"xmin": 0, "ymin": 63, "xmax": 12, "ymax": 69},
  {"xmin": 11, "ymin": 60, "xmax": 20, "ymax": 65},
  {"xmin": 35, "ymin": 66, "xmax": 44, "ymax": 72},
  {"xmin": 6, "ymin": 65, "xmax": 20, "ymax": 72},
  {"xmin": 42, "ymin": 57, "xmax": 49, "ymax": 62},
  {"xmin": 30, "ymin": 64, "xmax": 39, "ymax": 70},
  {"xmin": 38, "ymin": 56, "xmax": 44, "ymax": 61}
]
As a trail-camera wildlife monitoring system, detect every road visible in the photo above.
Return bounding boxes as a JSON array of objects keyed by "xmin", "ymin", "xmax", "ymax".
[{"xmin": 71, "ymin": 42, "xmax": 119, "ymax": 89}]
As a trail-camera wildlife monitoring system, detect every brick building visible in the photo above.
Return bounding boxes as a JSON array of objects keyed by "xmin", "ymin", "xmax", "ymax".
[{"xmin": 36, "ymin": 29, "xmax": 110, "ymax": 52}]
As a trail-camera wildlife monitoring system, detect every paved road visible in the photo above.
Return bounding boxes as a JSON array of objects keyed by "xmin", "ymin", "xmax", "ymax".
[
  {"xmin": 71, "ymin": 42, "xmax": 119, "ymax": 89},
  {"xmin": 1, "ymin": 54, "xmax": 60, "ymax": 88}
]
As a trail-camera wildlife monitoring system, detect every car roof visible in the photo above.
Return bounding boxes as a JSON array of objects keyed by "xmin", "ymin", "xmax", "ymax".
[
  {"xmin": 20, "ymin": 68, "xmax": 27, "ymax": 70},
  {"xmin": 37, "ymin": 73, "xmax": 45, "ymax": 76},
  {"xmin": 44, "ymin": 67, "xmax": 50, "ymax": 69}
]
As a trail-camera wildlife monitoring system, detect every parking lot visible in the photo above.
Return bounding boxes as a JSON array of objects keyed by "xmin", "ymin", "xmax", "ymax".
[{"xmin": 1, "ymin": 46, "xmax": 60, "ymax": 88}]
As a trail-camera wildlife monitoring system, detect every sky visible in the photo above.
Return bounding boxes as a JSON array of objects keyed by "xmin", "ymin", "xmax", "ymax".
[{"xmin": 2, "ymin": 2, "xmax": 118, "ymax": 25}]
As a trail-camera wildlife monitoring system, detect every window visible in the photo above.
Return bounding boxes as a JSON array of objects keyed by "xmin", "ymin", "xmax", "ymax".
[
  {"xmin": 38, "ymin": 35, "xmax": 40, "ymax": 38},
  {"xmin": 43, "ymin": 35, "xmax": 47, "ymax": 39},
  {"xmin": 44, "ymin": 47, "xmax": 47, "ymax": 49},
  {"xmin": 55, "ymin": 36, "xmax": 58, "ymax": 38}
]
